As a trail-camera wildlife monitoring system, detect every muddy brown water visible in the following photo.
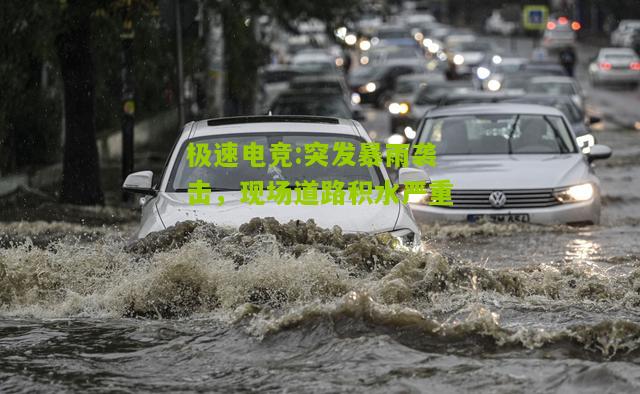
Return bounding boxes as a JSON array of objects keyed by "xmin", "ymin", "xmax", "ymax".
[{"xmin": 2, "ymin": 128, "xmax": 640, "ymax": 393}]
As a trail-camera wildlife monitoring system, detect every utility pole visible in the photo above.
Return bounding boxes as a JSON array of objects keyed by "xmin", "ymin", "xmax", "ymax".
[
  {"xmin": 175, "ymin": 0, "xmax": 186, "ymax": 128},
  {"xmin": 121, "ymin": 0, "xmax": 135, "ymax": 202}
]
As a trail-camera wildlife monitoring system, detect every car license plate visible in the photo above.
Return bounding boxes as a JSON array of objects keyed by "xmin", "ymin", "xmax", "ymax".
[{"xmin": 467, "ymin": 214, "xmax": 530, "ymax": 223}]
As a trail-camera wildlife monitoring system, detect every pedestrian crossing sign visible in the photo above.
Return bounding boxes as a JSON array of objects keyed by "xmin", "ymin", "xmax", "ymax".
[{"xmin": 523, "ymin": 5, "xmax": 549, "ymax": 31}]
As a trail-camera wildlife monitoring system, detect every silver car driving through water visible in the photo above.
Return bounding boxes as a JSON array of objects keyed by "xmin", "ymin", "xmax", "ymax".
[
  {"xmin": 409, "ymin": 104, "xmax": 612, "ymax": 225},
  {"xmin": 123, "ymin": 115, "xmax": 425, "ymax": 249}
]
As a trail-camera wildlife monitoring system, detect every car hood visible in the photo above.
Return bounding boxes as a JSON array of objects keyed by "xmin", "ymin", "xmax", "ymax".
[
  {"xmin": 421, "ymin": 154, "xmax": 589, "ymax": 189},
  {"xmin": 156, "ymin": 192, "xmax": 401, "ymax": 233}
]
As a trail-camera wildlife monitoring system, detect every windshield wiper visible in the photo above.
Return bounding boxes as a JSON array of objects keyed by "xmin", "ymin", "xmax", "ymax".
[
  {"xmin": 507, "ymin": 115, "xmax": 520, "ymax": 154},
  {"xmin": 543, "ymin": 116, "xmax": 570, "ymax": 153}
]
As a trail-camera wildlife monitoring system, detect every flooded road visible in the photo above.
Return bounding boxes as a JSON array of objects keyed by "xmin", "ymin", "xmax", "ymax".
[
  {"xmin": 3, "ymin": 162, "xmax": 640, "ymax": 394},
  {"xmin": 3, "ymin": 42, "xmax": 640, "ymax": 394}
]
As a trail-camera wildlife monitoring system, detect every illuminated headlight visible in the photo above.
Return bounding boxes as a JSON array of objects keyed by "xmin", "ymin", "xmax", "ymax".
[
  {"xmin": 453, "ymin": 54, "xmax": 465, "ymax": 65},
  {"xmin": 414, "ymin": 32, "xmax": 424, "ymax": 41},
  {"xmin": 389, "ymin": 229, "xmax": 420, "ymax": 251},
  {"xmin": 335, "ymin": 57, "xmax": 344, "ymax": 67},
  {"xmin": 487, "ymin": 79, "xmax": 501, "ymax": 91},
  {"xmin": 404, "ymin": 126, "xmax": 416, "ymax": 139},
  {"xmin": 365, "ymin": 82, "xmax": 377, "ymax": 93},
  {"xmin": 359, "ymin": 40, "xmax": 371, "ymax": 51},
  {"xmin": 427, "ymin": 42, "xmax": 440, "ymax": 54},
  {"xmin": 345, "ymin": 34, "xmax": 357, "ymax": 46},
  {"xmin": 388, "ymin": 102, "xmax": 401, "ymax": 114},
  {"xmin": 386, "ymin": 133, "xmax": 405, "ymax": 144},
  {"xmin": 554, "ymin": 183, "xmax": 594, "ymax": 203},
  {"xmin": 360, "ymin": 56, "xmax": 369, "ymax": 65},
  {"xmin": 476, "ymin": 66, "xmax": 491, "ymax": 80},
  {"xmin": 398, "ymin": 102, "xmax": 410, "ymax": 115},
  {"xmin": 351, "ymin": 92, "xmax": 361, "ymax": 105},
  {"xmin": 492, "ymin": 55, "xmax": 503, "ymax": 64}
]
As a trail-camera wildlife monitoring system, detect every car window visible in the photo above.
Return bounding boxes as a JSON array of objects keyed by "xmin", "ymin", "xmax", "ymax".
[
  {"xmin": 418, "ymin": 114, "xmax": 576, "ymax": 155},
  {"xmin": 271, "ymin": 97, "xmax": 351, "ymax": 118},
  {"xmin": 169, "ymin": 134, "xmax": 383, "ymax": 191}
]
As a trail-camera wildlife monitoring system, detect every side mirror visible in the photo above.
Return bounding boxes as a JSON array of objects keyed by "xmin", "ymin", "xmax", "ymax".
[
  {"xmin": 586, "ymin": 144, "xmax": 612, "ymax": 162},
  {"xmin": 398, "ymin": 167, "xmax": 430, "ymax": 184},
  {"xmin": 123, "ymin": 170, "xmax": 157, "ymax": 195},
  {"xmin": 588, "ymin": 116, "xmax": 601, "ymax": 125}
]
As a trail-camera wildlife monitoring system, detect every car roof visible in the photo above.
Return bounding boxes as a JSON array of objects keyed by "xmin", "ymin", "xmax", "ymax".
[
  {"xmin": 529, "ymin": 76, "xmax": 575, "ymax": 83},
  {"xmin": 427, "ymin": 103, "xmax": 565, "ymax": 117},
  {"xmin": 189, "ymin": 116, "xmax": 360, "ymax": 138},
  {"xmin": 600, "ymin": 47, "xmax": 637, "ymax": 55}
]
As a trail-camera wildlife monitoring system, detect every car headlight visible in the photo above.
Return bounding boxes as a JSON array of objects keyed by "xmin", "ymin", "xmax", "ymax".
[
  {"xmin": 388, "ymin": 102, "xmax": 401, "ymax": 114},
  {"xmin": 399, "ymin": 102, "xmax": 410, "ymax": 115},
  {"xmin": 351, "ymin": 92, "xmax": 361, "ymax": 105},
  {"xmin": 404, "ymin": 126, "xmax": 416, "ymax": 139},
  {"xmin": 487, "ymin": 79, "xmax": 501, "ymax": 91},
  {"xmin": 476, "ymin": 66, "xmax": 491, "ymax": 80},
  {"xmin": 364, "ymin": 82, "xmax": 376, "ymax": 93},
  {"xmin": 389, "ymin": 229, "xmax": 421, "ymax": 251},
  {"xmin": 492, "ymin": 55, "xmax": 503, "ymax": 64},
  {"xmin": 554, "ymin": 183, "xmax": 594, "ymax": 203},
  {"xmin": 453, "ymin": 54, "xmax": 465, "ymax": 65}
]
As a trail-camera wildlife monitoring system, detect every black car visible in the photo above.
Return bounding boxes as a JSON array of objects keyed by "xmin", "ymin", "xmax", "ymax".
[
  {"xmin": 348, "ymin": 59, "xmax": 427, "ymax": 107},
  {"xmin": 503, "ymin": 94, "xmax": 600, "ymax": 138},
  {"xmin": 269, "ymin": 89, "xmax": 363, "ymax": 120}
]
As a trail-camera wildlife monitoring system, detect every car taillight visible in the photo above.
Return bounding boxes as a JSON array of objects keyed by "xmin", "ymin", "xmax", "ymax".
[
  {"xmin": 571, "ymin": 21, "xmax": 581, "ymax": 31},
  {"xmin": 547, "ymin": 21, "xmax": 556, "ymax": 30},
  {"xmin": 599, "ymin": 62, "xmax": 612, "ymax": 71},
  {"xmin": 630, "ymin": 62, "xmax": 640, "ymax": 71}
]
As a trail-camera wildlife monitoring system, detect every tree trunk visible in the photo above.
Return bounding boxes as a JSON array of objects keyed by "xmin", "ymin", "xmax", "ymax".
[
  {"xmin": 55, "ymin": 5, "xmax": 104, "ymax": 205},
  {"xmin": 221, "ymin": 3, "xmax": 259, "ymax": 116}
]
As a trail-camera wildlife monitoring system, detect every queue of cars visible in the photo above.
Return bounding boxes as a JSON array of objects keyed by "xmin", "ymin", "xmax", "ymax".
[{"xmin": 125, "ymin": 7, "xmax": 621, "ymax": 240}]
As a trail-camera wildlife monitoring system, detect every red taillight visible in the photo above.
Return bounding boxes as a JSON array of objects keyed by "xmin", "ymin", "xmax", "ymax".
[
  {"xmin": 599, "ymin": 62, "xmax": 612, "ymax": 71},
  {"xmin": 631, "ymin": 62, "xmax": 640, "ymax": 71},
  {"xmin": 571, "ymin": 21, "xmax": 581, "ymax": 31},
  {"xmin": 547, "ymin": 21, "xmax": 556, "ymax": 30},
  {"xmin": 558, "ymin": 16, "xmax": 569, "ymax": 25}
]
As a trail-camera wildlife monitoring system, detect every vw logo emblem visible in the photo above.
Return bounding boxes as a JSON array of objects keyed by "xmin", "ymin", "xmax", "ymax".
[{"xmin": 489, "ymin": 191, "xmax": 507, "ymax": 208}]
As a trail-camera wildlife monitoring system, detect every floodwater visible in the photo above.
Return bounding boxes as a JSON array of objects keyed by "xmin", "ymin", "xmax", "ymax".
[{"xmin": 2, "ymin": 128, "xmax": 640, "ymax": 393}]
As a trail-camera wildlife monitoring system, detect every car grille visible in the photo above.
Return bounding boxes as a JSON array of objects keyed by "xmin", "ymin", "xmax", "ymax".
[{"xmin": 447, "ymin": 189, "xmax": 560, "ymax": 209}]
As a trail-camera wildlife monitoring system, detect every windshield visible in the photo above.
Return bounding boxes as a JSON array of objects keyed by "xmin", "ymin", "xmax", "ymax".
[
  {"xmin": 350, "ymin": 65, "xmax": 385, "ymax": 80},
  {"xmin": 271, "ymin": 97, "xmax": 351, "ymax": 118},
  {"xmin": 169, "ymin": 134, "xmax": 383, "ymax": 191},
  {"xmin": 396, "ymin": 80, "xmax": 422, "ymax": 94},
  {"xmin": 415, "ymin": 85, "xmax": 469, "ymax": 105},
  {"xmin": 377, "ymin": 29, "xmax": 410, "ymax": 39},
  {"xmin": 418, "ymin": 114, "xmax": 577, "ymax": 155}
]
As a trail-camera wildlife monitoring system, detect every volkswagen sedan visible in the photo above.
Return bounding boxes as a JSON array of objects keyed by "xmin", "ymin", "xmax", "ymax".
[{"xmin": 409, "ymin": 104, "xmax": 612, "ymax": 225}]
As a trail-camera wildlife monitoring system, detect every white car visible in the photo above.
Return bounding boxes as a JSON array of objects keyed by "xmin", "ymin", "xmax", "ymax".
[
  {"xmin": 123, "ymin": 116, "xmax": 424, "ymax": 249},
  {"xmin": 610, "ymin": 20, "xmax": 640, "ymax": 47},
  {"xmin": 542, "ymin": 17, "xmax": 576, "ymax": 50},
  {"xmin": 485, "ymin": 10, "xmax": 517, "ymax": 36},
  {"xmin": 589, "ymin": 47, "xmax": 640, "ymax": 88},
  {"xmin": 409, "ymin": 104, "xmax": 612, "ymax": 225}
]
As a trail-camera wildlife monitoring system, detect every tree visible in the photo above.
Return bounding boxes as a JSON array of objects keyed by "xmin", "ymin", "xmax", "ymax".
[
  {"xmin": 215, "ymin": 0, "xmax": 364, "ymax": 116},
  {"xmin": 55, "ymin": 0, "xmax": 104, "ymax": 204}
]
